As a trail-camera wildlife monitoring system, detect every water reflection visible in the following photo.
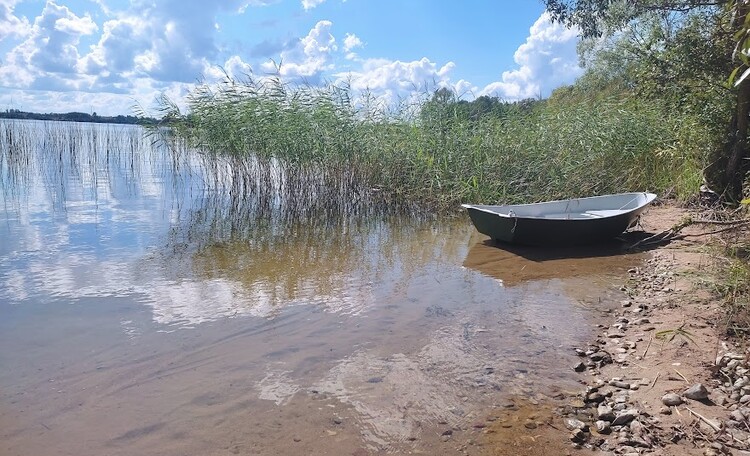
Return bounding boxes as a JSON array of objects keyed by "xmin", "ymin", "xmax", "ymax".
[
  {"xmin": 0, "ymin": 120, "xmax": 641, "ymax": 454},
  {"xmin": 463, "ymin": 239, "xmax": 644, "ymax": 287}
]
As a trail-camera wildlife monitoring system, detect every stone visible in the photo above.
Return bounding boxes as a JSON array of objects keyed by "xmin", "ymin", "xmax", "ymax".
[
  {"xmin": 590, "ymin": 352, "xmax": 611, "ymax": 363},
  {"xmin": 564, "ymin": 418, "xmax": 588, "ymax": 431},
  {"xmin": 662, "ymin": 393, "xmax": 683, "ymax": 406},
  {"xmin": 659, "ymin": 407, "xmax": 672, "ymax": 415},
  {"xmin": 597, "ymin": 404, "xmax": 615, "ymax": 422},
  {"xmin": 611, "ymin": 409, "xmax": 639, "ymax": 426},
  {"xmin": 610, "ymin": 380, "xmax": 631, "ymax": 390},
  {"xmin": 684, "ymin": 383, "xmax": 709, "ymax": 401},
  {"xmin": 573, "ymin": 362, "xmax": 586, "ymax": 372},
  {"xmin": 569, "ymin": 428, "xmax": 586, "ymax": 443},
  {"xmin": 730, "ymin": 409, "xmax": 746, "ymax": 422},
  {"xmin": 595, "ymin": 420, "xmax": 611, "ymax": 434}
]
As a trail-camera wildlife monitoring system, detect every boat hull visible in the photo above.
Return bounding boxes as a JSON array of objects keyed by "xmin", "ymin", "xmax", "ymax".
[{"xmin": 462, "ymin": 193, "xmax": 656, "ymax": 246}]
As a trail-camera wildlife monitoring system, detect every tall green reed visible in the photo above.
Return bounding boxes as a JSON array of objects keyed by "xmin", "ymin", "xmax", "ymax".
[{"xmin": 149, "ymin": 75, "xmax": 705, "ymax": 214}]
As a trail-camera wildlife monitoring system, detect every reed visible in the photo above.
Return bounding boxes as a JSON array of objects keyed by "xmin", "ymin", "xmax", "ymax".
[{"xmin": 148, "ymin": 75, "xmax": 705, "ymax": 214}]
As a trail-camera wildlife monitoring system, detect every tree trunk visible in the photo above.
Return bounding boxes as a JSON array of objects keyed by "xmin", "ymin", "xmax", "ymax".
[
  {"xmin": 725, "ymin": 77, "xmax": 750, "ymax": 202},
  {"xmin": 716, "ymin": 3, "xmax": 750, "ymax": 203}
]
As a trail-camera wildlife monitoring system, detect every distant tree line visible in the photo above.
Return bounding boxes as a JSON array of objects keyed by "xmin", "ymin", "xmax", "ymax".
[
  {"xmin": 0, "ymin": 108, "xmax": 156, "ymax": 125},
  {"xmin": 419, "ymin": 88, "xmax": 540, "ymax": 124}
]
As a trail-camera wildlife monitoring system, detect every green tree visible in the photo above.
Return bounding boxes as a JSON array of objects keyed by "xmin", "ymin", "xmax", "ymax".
[{"xmin": 544, "ymin": 0, "xmax": 750, "ymax": 201}]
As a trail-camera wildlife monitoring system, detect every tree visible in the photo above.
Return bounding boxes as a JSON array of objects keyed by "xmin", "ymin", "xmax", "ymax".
[{"xmin": 543, "ymin": 0, "xmax": 750, "ymax": 201}]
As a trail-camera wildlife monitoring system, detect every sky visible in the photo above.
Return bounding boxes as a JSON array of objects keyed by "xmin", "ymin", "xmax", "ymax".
[{"xmin": 0, "ymin": 0, "xmax": 583, "ymax": 116}]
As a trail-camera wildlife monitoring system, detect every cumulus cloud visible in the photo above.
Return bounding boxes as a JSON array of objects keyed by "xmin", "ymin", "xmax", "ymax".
[
  {"xmin": 336, "ymin": 57, "xmax": 467, "ymax": 109},
  {"xmin": 0, "ymin": 0, "xmax": 30, "ymax": 41},
  {"xmin": 343, "ymin": 33, "xmax": 362, "ymax": 52},
  {"xmin": 480, "ymin": 12, "xmax": 582, "ymax": 100},
  {"xmin": 7, "ymin": 1, "xmax": 98, "ymax": 78},
  {"xmin": 343, "ymin": 32, "xmax": 362, "ymax": 60},
  {"xmin": 261, "ymin": 20, "xmax": 336, "ymax": 80}
]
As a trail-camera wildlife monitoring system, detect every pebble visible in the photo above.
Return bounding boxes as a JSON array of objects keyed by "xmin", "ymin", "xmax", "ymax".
[
  {"xmin": 610, "ymin": 380, "xmax": 631, "ymax": 390},
  {"xmin": 573, "ymin": 362, "xmax": 586, "ymax": 372},
  {"xmin": 684, "ymin": 383, "xmax": 709, "ymax": 401},
  {"xmin": 564, "ymin": 418, "xmax": 587, "ymax": 431},
  {"xmin": 595, "ymin": 420, "xmax": 611, "ymax": 434},
  {"xmin": 569, "ymin": 428, "xmax": 586, "ymax": 443},
  {"xmin": 611, "ymin": 409, "xmax": 639, "ymax": 426},
  {"xmin": 597, "ymin": 404, "xmax": 615, "ymax": 422},
  {"xmin": 662, "ymin": 393, "xmax": 683, "ymax": 406}
]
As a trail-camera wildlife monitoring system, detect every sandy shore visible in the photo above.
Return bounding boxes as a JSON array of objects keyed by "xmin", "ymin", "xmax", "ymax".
[{"xmin": 482, "ymin": 203, "xmax": 750, "ymax": 456}]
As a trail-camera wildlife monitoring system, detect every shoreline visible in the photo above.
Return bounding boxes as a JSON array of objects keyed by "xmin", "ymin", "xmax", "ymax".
[{"xmin": 484, "ymin": 204, "xmax": 750, "ymax": 455}]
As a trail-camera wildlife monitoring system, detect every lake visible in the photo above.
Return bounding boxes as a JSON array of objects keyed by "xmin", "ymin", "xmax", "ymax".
[{"xmin": 0, "ymin": 120, "xmax": 642, "ymax": 455}]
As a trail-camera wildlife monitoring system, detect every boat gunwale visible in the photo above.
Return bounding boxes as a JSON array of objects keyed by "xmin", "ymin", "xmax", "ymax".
[{"xmin": 461, "ymin": 192, "xmax": 656, "ymax": 220}]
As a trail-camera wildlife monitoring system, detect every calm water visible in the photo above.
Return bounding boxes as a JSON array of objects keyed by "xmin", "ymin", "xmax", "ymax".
[{"xmin": 0, "ymin": 120, "xmax": 642, "ymax": 455}]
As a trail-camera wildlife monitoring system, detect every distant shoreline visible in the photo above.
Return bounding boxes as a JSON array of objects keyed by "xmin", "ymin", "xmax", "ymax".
[{"xmin": 0, "ymin": 109, "xmax": 157, "ymax": 126}]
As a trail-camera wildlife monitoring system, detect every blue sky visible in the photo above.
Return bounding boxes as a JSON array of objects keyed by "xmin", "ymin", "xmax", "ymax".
[{"xmin": 0, "ymin": 0, "xmax": 583, "ymax": 116}]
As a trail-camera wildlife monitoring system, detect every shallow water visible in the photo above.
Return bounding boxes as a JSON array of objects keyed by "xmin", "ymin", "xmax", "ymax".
[{"xmin": 0, "ymin": 120, "xmax": 643, "ymax": 455}]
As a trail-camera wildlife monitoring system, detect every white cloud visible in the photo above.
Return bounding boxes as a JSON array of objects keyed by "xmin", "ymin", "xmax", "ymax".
[
  {"xmin": 480, "ymin": 12, "xmax": 582, "ymax": 100},
  {"xmin": 336, "ymin": 57, "xmax": 468, "ymax": 110},
  {"xmin": 301, "ymin": 0, "xmax": 326, "ymax": 10},
  {"xmin": 343, "ymin": 33, "xmax": 362, "ymax": 52},
  {"xmin": 6, "ymin": 1, "xmax": 98, "ymax": 79},
  {"xmin": 261, "ymin": 20, "xmax": 336, "ymax": 79},
  {"xmin": 343, "ymin": 32, "xmax": 362, "ymax": 60},
  {"xmin": 0, "ymin": 0, "xmax": 30, "ymax": 41}
]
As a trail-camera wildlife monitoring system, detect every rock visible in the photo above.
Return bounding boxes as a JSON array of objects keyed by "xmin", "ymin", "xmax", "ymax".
[
  {"xmin": 662, "ymin": 393, "xmax": 683, "ymax": 406},
  {"xmin": 610, "ymin": 380, "xmax": 631, "ymax": 389},
  {"xmin": 659, "ymin": 407, "xmax": 672, "ymax": 415},
  {"xmin": 611, "ymin": 409, "xmax": 639, "ymax": 426},
  {"xmin": 597, "ymin": 404, "xmax": 615, "ymax": 422},
  {"xmin": 595, "ymin": 420, "xmax": 611, "ymax": 434},
  {"xmin": 730, "ymin": 409, "xmax": 746, "ymax": 422},
  {"xmin": 564, "ymin": 418, "xmax": 588, "ymax": 431},
  {"xmin": 741, "ymin": 394, "xmax": 750, "ymax": 404},
  {"xmin": 684, "ymin": 383, "xmax": 709, "ymax": 401},
  {"xmin": 586, "ymin": 392, "xmax": 605, "ymax": 404},
  {"xmin": 573, "ymin": 362, "xmax": 586, "ymax": 372},
  {"xmin": 569, "ymin": 428, "xmax": 586, "ymax": 443},
  {"xmin": 524, "ymin": 421, "xmax": 537, "ymax": 429},
  {"xmin": 590, "ymin": 352, "xmax": 611, "ymax": 363}
]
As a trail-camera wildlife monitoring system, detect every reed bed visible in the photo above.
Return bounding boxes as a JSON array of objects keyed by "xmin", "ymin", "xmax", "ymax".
[{"xmin": 150, "ymin": 75, "xmax": 705, "ymax": 214}]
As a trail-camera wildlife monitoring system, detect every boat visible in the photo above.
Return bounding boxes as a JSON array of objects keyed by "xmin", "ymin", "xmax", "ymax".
[{"xmin": 462, "ymin": 192, "xmax": 657, "ymax": 246}]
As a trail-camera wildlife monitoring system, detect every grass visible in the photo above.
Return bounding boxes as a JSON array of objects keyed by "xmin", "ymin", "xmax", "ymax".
[
  {"xmin": 145, "ymin": 75, "xmax": 708, "ymax": 215},
  {"xmin": 713, "ymin": 233, "xmax": 750, "ymax": 337}
]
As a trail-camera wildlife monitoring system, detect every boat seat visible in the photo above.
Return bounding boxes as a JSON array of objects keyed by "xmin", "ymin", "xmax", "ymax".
[{"xmin": 584, "ymin": 209, "xmax": 623, "ymax": 217}]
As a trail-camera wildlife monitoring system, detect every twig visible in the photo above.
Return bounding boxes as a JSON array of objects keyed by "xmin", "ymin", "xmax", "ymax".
[
  {"xmin": 642, "ymin": 334, "xmax": 653, "ymax": 359},
  {"xmin": 650, "ymin": 372, "xmax": 660, "ymax": 389},
  {"xmin": 686, "ymin": 407, "xmax": 721, "ymax": 433},
  {"xmin": 674, "ymin": 369, "xmax": 690, "ymax": 383},
  {"xmin": 692, "ymin": 218, "xmax": 750, "ymax": 226},
  {"xmin": 681, "ymin": 222, "xmax": 750, "ymax": 237}
]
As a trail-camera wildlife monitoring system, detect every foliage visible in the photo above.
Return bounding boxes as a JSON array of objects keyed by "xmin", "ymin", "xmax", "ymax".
[{"xmin": 544, "ymin": 0, "xmax": 750, "ymax": 202}]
